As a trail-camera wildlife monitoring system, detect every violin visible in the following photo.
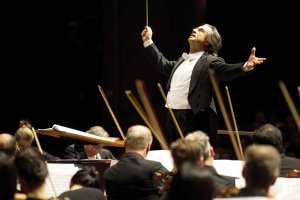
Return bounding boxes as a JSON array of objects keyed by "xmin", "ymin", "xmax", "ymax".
[
  {"xmin": 287, "ymin": 169, "xmax": 300, "ymax": 178},
  {"xmin": 217, "ymin": 186, "xmax": 240, "ymax": 198}
]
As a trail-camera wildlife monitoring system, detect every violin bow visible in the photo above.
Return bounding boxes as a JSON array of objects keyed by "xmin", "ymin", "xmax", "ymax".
[
  {"xmin": 157, "ymin": 83, "xmax": 184, "ymax": 139},
  {"xmin": 225, "ymin": 86, "xmax": 244, "ymax": 159},
  {"xmin": 31, "ymin": 127, "xmax": 57, "ymax": 196},
  {"xmin": 208, "ymin": 69, "xmax": 243, "ymax": 160},
  {"xmin": 135, "ymin": 80, "xmax": 169, "ymax": 147},
  {"xmin": 98, "ymin": 85, "xmax": 126, "ymax": 140},
  {"xmin": 125, "ymin": 90, "xmax": 169, "ymax": 150},
  {"xmin": 279, "ymin": 81, "xmax": 300, "ymax": 131}
]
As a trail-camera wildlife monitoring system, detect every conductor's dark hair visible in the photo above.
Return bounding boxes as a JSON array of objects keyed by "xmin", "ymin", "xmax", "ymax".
[
  {"xmin": 167, "ymin": 162, "xmax": 214, "ymax": 200},
  {"xmin": 0, "ymin": 152, "xmax": 16, "ymax": 200},
  {"xmin": 252, "ymin": 124, "xmax": 284, "ymax": 153},
  {"xmin": 14, "ymin": 147, "xmax": 48, "ymax": 189},
  {"xmin": 71, "ymin": 166, "xmax": 100, "ymax": 189}
]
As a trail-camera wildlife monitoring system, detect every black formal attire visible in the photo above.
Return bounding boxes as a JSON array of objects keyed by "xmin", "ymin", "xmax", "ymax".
[
  {"xmin": 144, "ymin": 43, "xmax": 252, "ymax": 144},
  {"xmin": 280, "ymin": 154, "xmax": 300, "ymax": 177},
  {"xmin": 203, "ymin": 165, "xmax": 236, "ymax": 196},
  {"xmin": 59, "ymin": 187, "xmax": 105, "ymax": 200},
  {"xmin": 237, "ymin": 187, "xmax": 266, "ymax": 197},
  {"xmin": 64, "ymin": 144, "xmax": 115, "ymax": 159},
  {"xmin": 104, "ymin": 152, "xmax": 168, "ymax": 200}
]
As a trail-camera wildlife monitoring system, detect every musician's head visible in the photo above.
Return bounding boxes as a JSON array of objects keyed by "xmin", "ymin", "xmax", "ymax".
[
  {"xmin": 14, "ymin": 146, "xmax": 48, "ymax": 193},
  {"xmin": 70, "ymin": 166, "xmax": 100, "ymax": 189},
  {"xmin": 168, "ymin": 162, "xmax": 214, "ymax": 200},
  {"xmin": 188, "ymin": 24, "xmax": 222, "ymax": 56},
  {"xmin": 185, "ymin": 131, "xmax": 213, "ymax": 162},
  {"xmin": 84, "ymin": 126, "xmax": 109, "ymax": 157},
  {"xmin": 252, "ymin": 123, "xmax": 284, "ymax": 153},
  {"xmin": 171, "ymin": 139, "xmax": 204, "ymax": 170},
  {"xmin": 15, "ymin": 120, "xmax": 34, "ymax": 151},
  {"xmin": 125, "ymin": 125, "xmax": 153, "ymax": 158},
  {"xmin": 0, "ymin": 133, "xmax": 17, "ymax": 157},
  {"xmin": 242, "ymin": 144, "xmax": 280, "ymax": 194},
  {"xmin": 0, "ymin": 152, "xmax": 16, "ymax": 200}
]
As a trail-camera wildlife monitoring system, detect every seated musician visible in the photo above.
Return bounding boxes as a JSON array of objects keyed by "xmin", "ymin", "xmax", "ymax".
[
  {"xmin": 252, "ymin": 123, "xmax": 300, "ymax": 176},
  {"xmin": 14, "ymin": 146, "xmax": 59, "ymax": 200},
  {"xmin": 160, "ymin": 139, "xmax": 206, "ymax": 200},
  {"xmin": 0, "ymin": 133, "xmax": 17, "ymax": 158},
  {"xmin": 238, "ymin": 144, "xmax": 280, "ymax": 197},
  {"xmin": 166, "ymin": 162, "xmax": 214, "ymax": 200},
  {"xmin": 0, "ymin": 151, "xmax": 16, "ymax": 200},
  {"xmin": 185, "ymin": 131, "xmax": 236, "ymax": 196},
  {"xmin": 59, "ymin": 166, "xmax": 105, "ymax": 200},
  {"xmin": 64, "ymin": 126, "xmax": 115, "ymax": 160},
  {"xmin": 104, "ymin": 125, "xmax": 168, "ymax": 200},
  {"xmin": 15, "ymin": 120, "xmax": 60, "ymax": 161}
]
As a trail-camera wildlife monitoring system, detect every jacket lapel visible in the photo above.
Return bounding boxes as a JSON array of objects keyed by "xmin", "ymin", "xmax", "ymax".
[{"xmin": 189, "ymin": 53, "xmax": 208, "ymax": 94}]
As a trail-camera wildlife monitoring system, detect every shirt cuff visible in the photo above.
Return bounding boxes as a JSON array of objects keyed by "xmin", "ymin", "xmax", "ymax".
[
  {"xmin": 242, "ymin": 62, "xmax": 254, "ymax": 72},
  {"xmin": 143, "ymin": 39, "xmax": 153, "ymax": 48}
]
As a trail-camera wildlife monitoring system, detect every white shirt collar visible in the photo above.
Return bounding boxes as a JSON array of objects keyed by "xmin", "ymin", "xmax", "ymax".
[{"xmin": 182, "ymin": 51, "xmax": 204, "ymax": 61}]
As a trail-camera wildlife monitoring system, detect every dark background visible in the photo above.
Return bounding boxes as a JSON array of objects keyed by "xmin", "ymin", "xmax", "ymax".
[{"xmin": 1, "ymin": 0, "xmax": 299, "ymax": 158}]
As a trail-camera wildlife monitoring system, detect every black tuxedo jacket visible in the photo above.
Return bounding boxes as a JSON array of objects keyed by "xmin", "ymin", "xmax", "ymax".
[
  {"xmin": 204, "ymin": 165, "xmax": 236, "ymax": 196},
  {"xmin": 280, "ymin": 154, "xmax": 300, "ymax": 177},
  {"xmin": 104, "ymin": 152, "xmax": 168, "ymax": 200},
  {"xmin": 144, "ymin": 43, "xmax": 251, "ymax": 114},
  {"xmin": 59, "ymin": 187, "xmax": 105, "ymax": 200},
  {"xmin": 64, "ymin": 144, "xmax": 116, "ymax": 160}
]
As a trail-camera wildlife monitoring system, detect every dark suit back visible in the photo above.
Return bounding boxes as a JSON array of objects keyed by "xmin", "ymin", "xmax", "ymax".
[
  {"xmin": 59, "ymin": 187, "xmax": 105, "ymax": 200},
  {"xmin": 280, "ymin": 154, "xmax": 300, "ymax": 177},
  {"xmin": 104, "ymin": 152, "xmax": 168, "ymax": 200},
  {"xmin": 204, "ymin": 166, "xmax": 236, "ymax": 197}
]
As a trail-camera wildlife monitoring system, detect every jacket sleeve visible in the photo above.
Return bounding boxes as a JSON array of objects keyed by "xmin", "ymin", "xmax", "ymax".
[
  {"xmin": 144, "ymin": 43, "xmax": 178, "ymax": 76},
  {"xmin": 210, "ymin": 57, "xmax": 252, "ymax": 81}
]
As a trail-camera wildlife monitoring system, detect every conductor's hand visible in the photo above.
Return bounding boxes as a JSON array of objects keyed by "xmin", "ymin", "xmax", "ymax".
[
  {"xmin": 141, "ymin": 26, "xmax": 153, "ymax": 43},
  {"xmin": 245, "ymin": 47, "xmax": 266, "ymax": 69}
]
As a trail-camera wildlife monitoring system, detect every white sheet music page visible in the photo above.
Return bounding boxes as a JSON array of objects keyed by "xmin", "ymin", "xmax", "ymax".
[
  {"xmin": 146, "ymin": 150, "xmax": 173, "ymax": 171},
  {"xmin": 213, "ymin": 159, "xmax": 244, "ymax": 178},
  {"xmin": 52, "ymin": 124, "xmax": 118, "ymax": 142},
  {"xmin": 45, "ymin": 163, "xmax": 80, "ymax": 196}
]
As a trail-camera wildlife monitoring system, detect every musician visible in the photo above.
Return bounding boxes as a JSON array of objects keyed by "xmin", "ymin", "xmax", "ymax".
[
  {"xmin": 0, "ymin": 133, "xmax": 17, "ymax": 157},
  {"xmin": 166, "ymin": 162, "xmax": 214, "ymax": 200},
  {"xmin": 15, "ymin": 120, "xmax": 60, "ymax": 161},
  {"xmin": 239, "ymin": 144, "xmax": 280, "ymax": 197},
  {"xmin": 185, "ymin": 131, "xmax": 236, "ymax": 196},
  {"xmin": 59, "ymin": 166, "xmax": 105, "ymax": 200},
  {"xmin": 104, "ymin": 125, "xmax": 168, "ymax": 200},
  {"xmin": 15, "ymin": 120, "xmax": 34, "ymax": 151},
  {"xmin": 64, "ymin": 126, "xmax": 115, "ymax": 160},
  {"xmin": 0, "ymin": 151, "xmax": 16, "ymax": 200},
  {"xmin": 141, "ymin": 25, "xmax": 266, "ymax": 144},
  {"xmin": 171, "ymin": 139, "xmax": 204, "ymax": 170},
  {"xmin": 14, "ymin": 147, "xmax": 58, "ymax": 200},
  {"xmin": 252, "ymin": 123, "xmax": 300, "ymax": 177}
]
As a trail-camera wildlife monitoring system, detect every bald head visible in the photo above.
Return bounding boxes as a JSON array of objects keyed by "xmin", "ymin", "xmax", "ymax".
[
  {"xmin": 0, "ymin": 133, "xmax": 17, "ymax": 157},
  {"xmin": 125, "ymin": 125, "xmax": 153, "ymax": 150}
]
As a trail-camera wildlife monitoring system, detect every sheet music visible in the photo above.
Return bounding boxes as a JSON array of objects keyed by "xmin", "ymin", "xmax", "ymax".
[
  {"xmin": 213, "ymin": 159, "xmax": 244, "ymax": 178},
  {"xmin": 45, "ymin": 163, "xmax": 80, "ymax": 196},
  {"xmin": 146, "ymin": 150, "xmax": 174, "ymax": 171},
  {"xmin": 51, "ymin": 124, "xmax": 118, "ymax": 142},
  {"xmin": 235, "ymin": 177, "xmax": 300, "ymax": 199}
]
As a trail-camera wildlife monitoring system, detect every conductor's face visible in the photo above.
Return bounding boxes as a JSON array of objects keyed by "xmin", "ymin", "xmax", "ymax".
[{"xmin": 188, "ymin": 24, "xmax": 211, "ymax": 46}]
